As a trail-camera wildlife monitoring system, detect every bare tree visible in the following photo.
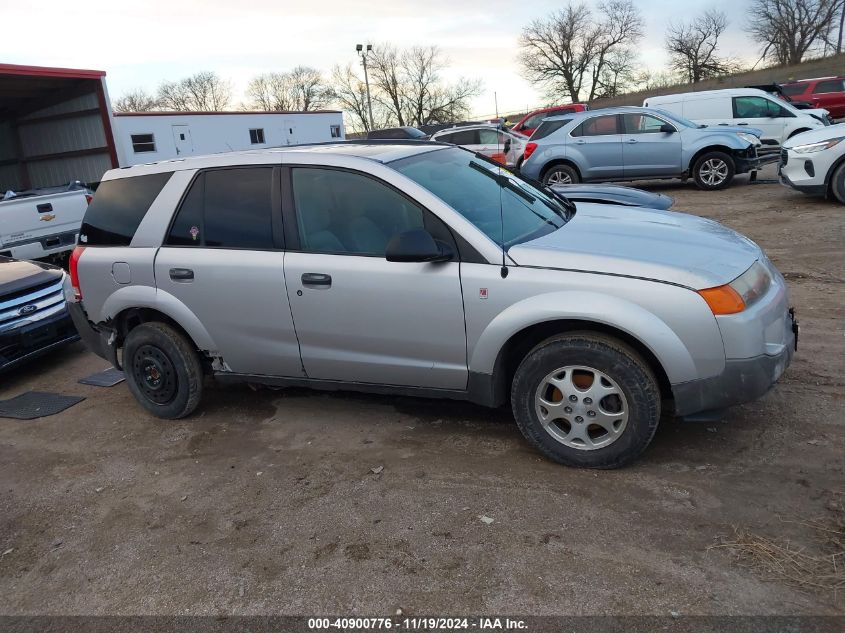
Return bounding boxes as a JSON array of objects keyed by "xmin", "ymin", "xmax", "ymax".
[
  {"xmin": 113, "ymin": 88, "xmax": 158, "ymax": 113},
  {"xmin": 157, "ymin": 71, "xmax": 232, "ymax": 111},
  {"xmin": 336, "ymin": 44, "xmax": 481, "ymax": 130},
  {"xmin": 518, "ymin": 0, "xmax": 644, "ymax": 102},
  {"xmin": 666, "ymin": 10, "xmax": 737, "ymax": 83},
  {"xmin": 746, "ymin": 0, "xmax": 845, "ymax": 65},
  {"xmin": 331, "ymin": 63, "xmax": 382, "ymax": 132},
  {"xmin": 594, "ymin": 49, "xmax": 638, "ymax": 98},
  {"xmin": 245, "ymin": 67, "xmax": 331, "ymax": 111}
]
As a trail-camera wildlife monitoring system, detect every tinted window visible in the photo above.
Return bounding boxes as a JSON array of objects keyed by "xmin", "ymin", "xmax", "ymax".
[
  {"xmin": 448, "ymin": 129, "xmax": 480, "ymax": 145},
  {"xmin": 779, "ymin": 84, "xmax": 806, "ymax": 96},
  {"xmin": 166, "ymin": 168, "xmax": 274, "ymax": 249},
  {"xmin": 131, "ymin": 134, "xmax": 156, "ymax": 153},
  {"xmin": 292, "ymin": 168, "xmax": 424, "ymax": 256},
  {"xmin": 531, "ymin": 119, "xmax": 570, "ymax": 140},
  {"xmin": 733, "ymin": 96, "xmax": 791, "ymax": 118},
  {"xmin": 392, "ymin": 147, "xmax": 568, "ymax": 247},
  {"xmin": 813, "ymin": 79, "xmax": 845, "ymax": 93},
  {"xmin": 249, "ymin": 128, "xmax": 265, "ymax": 144},
  {"xmin": 80, "ymin": 172, "xmax": 172, "ymax": 246},
  {"xmin": 623, "ymin": 113, "xmax": 672, "ymax": 134},
  {"xmin": 575, "ymin": 115, "xmax": 620, "ymax": 136}
]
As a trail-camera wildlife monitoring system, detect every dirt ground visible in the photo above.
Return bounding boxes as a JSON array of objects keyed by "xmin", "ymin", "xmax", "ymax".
[{"xmin": 1, "ymin": 163, "xmax": 843, "ymax": 616}]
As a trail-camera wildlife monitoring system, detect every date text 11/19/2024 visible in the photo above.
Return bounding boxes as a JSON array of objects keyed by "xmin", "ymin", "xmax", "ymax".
[{"xmin": 307, "ymin": 617, "xmax": 528, "ymax": 630}]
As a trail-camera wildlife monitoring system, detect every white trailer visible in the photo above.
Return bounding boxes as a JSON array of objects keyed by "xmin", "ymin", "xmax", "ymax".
[{"xmin": 113, "ymin": 111, "xmax": 345, "ymax": 166}]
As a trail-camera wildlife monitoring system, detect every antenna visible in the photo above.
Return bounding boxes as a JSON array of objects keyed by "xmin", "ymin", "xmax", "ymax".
[{"xmin": 495, "ymin": 91, "xmax": 508, "ymax": 279}]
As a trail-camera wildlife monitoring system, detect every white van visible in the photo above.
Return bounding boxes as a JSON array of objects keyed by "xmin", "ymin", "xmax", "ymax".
[{"xmin": 644, "ymin": 88, "xmax": 828, "ymax": 148}]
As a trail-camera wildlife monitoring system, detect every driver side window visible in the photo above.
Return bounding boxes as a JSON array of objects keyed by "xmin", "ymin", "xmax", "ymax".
[{"xmin": 291, "ymin": 168, "xmax": 424, "ymax": 256}]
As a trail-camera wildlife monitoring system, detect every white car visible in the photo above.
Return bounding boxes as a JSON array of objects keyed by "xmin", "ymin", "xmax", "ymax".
[
  {"xmin": 645, "ymin": 88, "xmax": 828, "ymax": 148},
  {"xmin": 430, "ymin": 125, "xmax": 528, "ymax": 168},
  {"xmin": 779, "ymin": 123, "xmax": 845, "ymax": 203}
]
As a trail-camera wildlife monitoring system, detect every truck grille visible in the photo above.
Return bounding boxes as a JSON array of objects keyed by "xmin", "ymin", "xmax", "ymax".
[
  {"xmin": 780, "ymin": 148, "xmax": 788, "ymax": 166},
  {"xmin": 0, "ymin": 278, "xmax": 66, "ymax": 333}
]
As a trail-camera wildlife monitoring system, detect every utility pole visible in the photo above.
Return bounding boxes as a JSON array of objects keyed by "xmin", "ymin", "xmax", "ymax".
[
  {"xmin": 838, "ymin": 5, "xmax": 844, "ymax": 54},
  {"xmin": 356, "ymin": 44, "xmax": 375, "ymax": 130}
]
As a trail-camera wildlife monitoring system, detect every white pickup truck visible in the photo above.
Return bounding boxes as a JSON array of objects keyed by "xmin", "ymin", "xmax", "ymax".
[{"xmin": 0, "ymin": 182, "xmax": 91, "ymax": 262}]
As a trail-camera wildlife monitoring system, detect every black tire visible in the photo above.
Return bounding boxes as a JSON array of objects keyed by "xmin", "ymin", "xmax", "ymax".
[
  {"xmin": 123, "ymin": 322, "xmax": 203, "ymax": 419},
  {"xmin": 830, "ymin": 161, "xmax": 845, "ymax": 204},
  {"xmin": 692, "ymin": 151, "xmax": 735, "ymax": 190},
  {"xmin": 542, "ymin": 164, "xmax": 580, "ymax": 185},
  {"xmin": 510, "ymin": 332, "xmax": 661, "ymax": 469}
]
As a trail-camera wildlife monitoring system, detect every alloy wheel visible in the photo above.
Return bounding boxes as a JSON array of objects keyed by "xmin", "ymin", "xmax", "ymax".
[{"xmin": 699, "ymin": 158, "xmax": 729, "ymax": 186}]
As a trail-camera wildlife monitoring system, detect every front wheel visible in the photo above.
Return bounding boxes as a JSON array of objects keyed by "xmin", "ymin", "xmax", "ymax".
[
  {"xmin": 543, "ymin": 164, "xmax": 580, "ymax": 185},
  {"xmin": 510, "ymin": 333, "xmax": 661, "ymax": 468},
  {"xmin": 123, "ymin": 322, "xmax": 203, "ymax": 419},
  {"xmin": 830, "ymin": 161, "xmax": 845, "ymax": 204},
  {"xmin": 693, "ymin": 151, "xmax": 735, "ymax": 190}
]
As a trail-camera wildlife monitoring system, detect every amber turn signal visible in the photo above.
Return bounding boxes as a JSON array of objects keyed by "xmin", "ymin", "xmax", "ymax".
[{"xmin": 697, "ymin": 285, "xmax": 746, "ymax": 315}]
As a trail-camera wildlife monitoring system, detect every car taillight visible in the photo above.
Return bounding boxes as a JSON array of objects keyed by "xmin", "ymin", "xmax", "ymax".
[
  {"xmin": 85, "ymin": 194, "xmax": 93, "ymax": 205},
  {"xmin": 69, "ymin": 246, "xmax": 85, "ymax": 301},
  {"xmin": 524, "ymin": 142, "xmax": 538, "ymax": 161}
]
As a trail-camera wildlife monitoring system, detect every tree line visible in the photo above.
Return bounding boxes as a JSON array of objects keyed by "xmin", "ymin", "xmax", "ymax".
[
  {"xmin": 114, "ymin": 1, "xmax": 844, "ymax": 129},
  {"xmin": 113, "ymin": 45, "xmax": 481, "ymax": 134},
  {"xmin": 520, "ymin": 0, "xmax": 844, "ymax": 103}
]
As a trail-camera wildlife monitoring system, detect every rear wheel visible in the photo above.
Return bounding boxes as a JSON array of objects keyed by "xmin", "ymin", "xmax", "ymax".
[
  {"xmin": 511, "ymin": 333, "xmax": 661, "ymax": 468},
  {"xmin": 693, "ymin": 151, "xmax": 735, "ymax": 190},
  {"xmin": 123, "ymin": 322, "xmax": 203, "ymax": 419},
  {"xmin": 830, "ymin": 162, "xmax": 845, "ymax": 204},
  {"xmin": 543, "ymin": 164, "xmax": 580, "ymax": 185}
]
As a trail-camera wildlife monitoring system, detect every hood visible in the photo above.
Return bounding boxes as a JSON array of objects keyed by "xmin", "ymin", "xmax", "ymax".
[
  {"xmin": 783, "ymin": 122, "xmax": 845, "ymax": 148},
  {"xmin": 551, "ymin": 183, "xmax": 673, "ymax": 210},
  {"xmin": 701, "ymin": 125, "xmax": 764, "ymax": 138},
  {"xmin": 508, "ymin": 204, "xmax": 761, "ymax": 289},
  {"xmin": 0, "ymin": 256, "xmax": 63, "ymax": 298}
]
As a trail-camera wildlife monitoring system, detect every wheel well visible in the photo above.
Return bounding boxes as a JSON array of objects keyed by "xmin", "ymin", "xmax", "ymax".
[
  {"xmin": 788, "ymin": 128, "xmax": 811, "ymax": 139},
  {"xmin": 689, "ymin": 145, "xmax": 735, "ymax": 170},
  {"xmin": 113, "ymin": 308, "xmax": 199, "ymax": 353},
  {"xmin": 540, "ymin": 159, "xmax": 581, "ymax": 181},
  {"xmin": 491, "ymin": 319, "xmax": 673, "ymax": 407},
  {"xmin": 825, "ymin": 153, "xmax": 845, "ymax": 194}
]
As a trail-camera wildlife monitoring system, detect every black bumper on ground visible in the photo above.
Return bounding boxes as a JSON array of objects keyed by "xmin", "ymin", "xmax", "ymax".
[{"xmin": 0, "ymin": 306, "xmax": 79, "ymax": 373}]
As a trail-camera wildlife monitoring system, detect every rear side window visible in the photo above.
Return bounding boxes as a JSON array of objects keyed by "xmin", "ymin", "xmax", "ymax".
[
  {"xmin": 779, "ymin": 84, "xmax": 806, "ymax": 97},
  {"xmin": 80, "ymin": 172, "xmax": 172, "ymax": 246},
  {"xmin": 572, "ymin": 115, "xmax": 620, "ymax": 137},
  {"xmin": 531, "ymin": 119, "xmax": 570, "ymax": 140},
  {"xmin": 813, "ymin": 79, "xmax": 845, "ymax": 94},
  {"xmin": 447, "ymin": 129, "xmax": 480, "ymax": 145},
  {"xmin": 166, "ymin": 168, "xmax": 275, "ymax": 249}
]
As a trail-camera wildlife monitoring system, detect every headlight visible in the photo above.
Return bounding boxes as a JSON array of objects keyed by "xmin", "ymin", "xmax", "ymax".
[
  {"xmin": 697, "ymin": 261, "xmax": 771, "ymax": 315},
  {"xmin": 791, "ymin": 137, "xmax": 843, "ymax": 154},
  {"xmin": 736, "ymin": 132, "xmax": 760, "ymax": 145}
]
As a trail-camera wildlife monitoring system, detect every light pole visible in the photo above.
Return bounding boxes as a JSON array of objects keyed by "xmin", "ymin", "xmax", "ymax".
[{"xmin": 356, "ymin": 43, "xmax": 375, "ymax": 131}]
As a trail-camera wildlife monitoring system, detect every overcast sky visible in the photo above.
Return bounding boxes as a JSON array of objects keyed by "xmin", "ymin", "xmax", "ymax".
[{"xmin": 3, "ymin": 0, "xmax": 753, "ymax": 116}]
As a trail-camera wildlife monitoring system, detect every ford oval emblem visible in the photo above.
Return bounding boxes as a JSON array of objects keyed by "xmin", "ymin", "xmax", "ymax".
[{"xmin": 18, "ymin": 304, "xmax": 37, "ymax": 316}]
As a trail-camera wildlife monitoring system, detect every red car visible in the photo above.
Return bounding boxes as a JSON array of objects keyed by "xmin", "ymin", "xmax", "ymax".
[
  {"xmin": 780, "ymin": 77, "xmax": 845, "ymax": 119},
  {"xmin": 510, "ymin": 104, "xmax": 588, "ymax": 137}
]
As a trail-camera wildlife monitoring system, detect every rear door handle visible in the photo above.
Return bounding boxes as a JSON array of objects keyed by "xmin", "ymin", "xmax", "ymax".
[
  {"xmin": 169, "ymin": 268, "xmax": 194, "ymax": 282},
  {"xmin": 302, "ymin": 273, "xmax": 332, "ymax": 287},
  {"xmin": 737, "ymin": 122, "xmax": 749, "ymax": 126},
  {"xmin": 627, "ymin": 138, "xmax": 638, "ymax": 143}
]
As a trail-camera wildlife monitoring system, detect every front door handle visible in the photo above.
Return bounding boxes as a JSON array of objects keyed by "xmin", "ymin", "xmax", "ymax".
[
  {"xmin": 169, "ymin": 268, "xmax": 194, "ymax": 282},
  {"xmin": 302, "ymin": 272, "xmax": 332, "ymax": 287},
  {"xmin": 627, "ymin": 138, "xmax": 638, "ymax": 143},
  {"xmin": 737, "ymin": 122, "xmax": 749, "ymax": 126}
]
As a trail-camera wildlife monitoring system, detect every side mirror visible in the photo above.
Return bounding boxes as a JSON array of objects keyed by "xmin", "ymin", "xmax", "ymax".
[
  {"xmin": 659, "ymin": 123, "xmax": 676, "ymax": 133},
  {"xmin": 503, "ymin": 138, "xmax": 512, "ymax": 152},
  {"xmin": 385, "ymin": 229, "xmax": 453, "ymax": 263}
]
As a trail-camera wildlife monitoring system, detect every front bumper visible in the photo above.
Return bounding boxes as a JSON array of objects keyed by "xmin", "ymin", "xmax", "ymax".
[
  {"xmin": 779, "ymin": 164, "xmax": 827, "ymax": 195},
  {"xmin": 672, "ymin": 308, "xmax": 798, "ymax": 417},
  {"xmin": 0, "ymin": 304, "xmax": 79, "ymax": 373}
]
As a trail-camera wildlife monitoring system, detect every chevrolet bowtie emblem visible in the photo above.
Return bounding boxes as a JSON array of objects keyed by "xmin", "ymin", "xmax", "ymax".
[{"xmin": 40, "ymin": 213, "xmax": 56, "ymax": 221}]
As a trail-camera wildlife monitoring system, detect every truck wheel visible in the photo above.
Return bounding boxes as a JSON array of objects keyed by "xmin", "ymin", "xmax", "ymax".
[
  {"xmin": 693, "ymin": 151, "xmax": 735, "ymax": 190},
  {"xmin": 543, "ymin": 164, "xmax": 580, "ymax": 185},
  {"xmin": 831, "ymin": 162, "xmax": 845, "ymax": 204},
  {"xmin": 123, "ymin": 322, "xmax": 203, "ymax": 419},
  {"xmin": 510, "ymin": 332, "xmax": 661, "ymax": 469}
]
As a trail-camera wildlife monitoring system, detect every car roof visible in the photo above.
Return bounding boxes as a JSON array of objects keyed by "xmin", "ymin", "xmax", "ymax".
[
  {"xmin": 543, "ymin": 106, "xmax": 654, "ymax": 121},
  {"xmin": 646, "ymin": 88, "xmax": 774, "ymax": 100},
  {"xmin": 103, "ymin": 142, "xmax": 448, "ymax": 181}
]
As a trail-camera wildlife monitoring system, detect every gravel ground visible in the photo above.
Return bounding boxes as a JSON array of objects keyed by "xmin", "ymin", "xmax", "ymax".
[{"xmin": 0, "ymin": 164, "xmax": 842, "ymax": 616}]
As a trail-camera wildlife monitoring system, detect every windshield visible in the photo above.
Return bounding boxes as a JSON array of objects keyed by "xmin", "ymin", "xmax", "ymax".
[
  {"xmin": 653, "ymin": 109, "xmax": 700, "ymax": 128},
  {"xmin": 391, "ymin": 147, "xmax": 570, "ymax": 248}
]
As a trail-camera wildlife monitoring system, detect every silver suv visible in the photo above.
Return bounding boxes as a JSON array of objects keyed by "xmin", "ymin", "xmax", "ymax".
[{"xmin": 68, "ymin": 142, "xmax": 797, "ymax": 468}]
